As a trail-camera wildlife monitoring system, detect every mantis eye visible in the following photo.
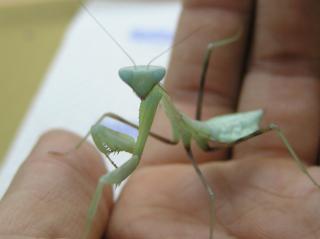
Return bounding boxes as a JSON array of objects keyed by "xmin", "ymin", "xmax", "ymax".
[
  {"xmin": 118, "ymin": 68, "xmax": 133, "ymax": 82},
  {"xmin": 151, "ymin": 68, "xmax": 166, "ymax": 82},
  {"xmin": 119, "ymin": 65, "xmax": 166, "ymax": 99}
]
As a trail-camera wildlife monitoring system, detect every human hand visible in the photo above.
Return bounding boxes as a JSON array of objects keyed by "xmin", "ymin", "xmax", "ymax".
[
  {"xmin": 0, "ymin": 131, "xmax": 319, "ymax": 239},
  {"xmin": 0, "ymin": 131, "xmax": 113, "ymax": 239},
  {"xmin": 1, "ymin": 0, "xmax": 319, "ymax": 239},
  {"xmin": 107, "ymin": 0, "xmax": 320, "ymax": 238}
]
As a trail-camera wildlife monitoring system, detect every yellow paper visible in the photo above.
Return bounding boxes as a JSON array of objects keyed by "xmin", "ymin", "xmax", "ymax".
[{"xmin": 0, "ymin": 0, "xmax": 79, "ymax": 163}]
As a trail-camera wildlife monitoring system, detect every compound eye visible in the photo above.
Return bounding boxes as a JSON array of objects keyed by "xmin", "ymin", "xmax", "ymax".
[
  {"xmin": 152, "ymin": 68, "xmax": 166, "ymax": 82},
  {"xmin": 118, "ymin": 68, "xmax": 133, "ymax": 83}
]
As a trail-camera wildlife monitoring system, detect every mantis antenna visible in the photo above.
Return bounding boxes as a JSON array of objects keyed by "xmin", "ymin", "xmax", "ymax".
[
  {"xmin": 80, "ymin": 0, "xmax": 205, "ymax": 68},
  {"xmin": 146, "ymin": 25, "xmax": 206, "ymax": 66},
  {"xmin": 79, "ymin": 0, "xmax": 137, "ymax": 67}
]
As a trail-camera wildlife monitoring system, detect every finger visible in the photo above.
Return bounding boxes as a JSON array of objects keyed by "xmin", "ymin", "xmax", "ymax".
[
  {"xmin": 235, "ymin": 0, "xmax": 320, "ymax": 164},
  {"xmin": 145, "ymin": 0, "xmax": 254, "ymax": 165},
  {"xmin": 0, "ymin": 130, "xmax": 112, "ymax": 239},
  {"xmin": 107, "ymin": 164, "xmax": 214, "ymax": 239}
]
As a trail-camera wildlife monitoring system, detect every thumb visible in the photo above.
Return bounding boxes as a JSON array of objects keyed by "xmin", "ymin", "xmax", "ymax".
[{"xmin": 0, "ymin": 130, "xmax": 112, "ymax": 239}]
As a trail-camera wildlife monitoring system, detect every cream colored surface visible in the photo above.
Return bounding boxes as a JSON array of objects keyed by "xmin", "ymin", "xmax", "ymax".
[{"xmin": 0, "ymin": 0, "xmax": 79, "ymax": 163}]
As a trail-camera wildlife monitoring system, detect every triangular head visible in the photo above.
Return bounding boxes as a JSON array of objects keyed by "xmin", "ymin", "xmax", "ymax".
[{"xmin": 119, "ymin": 65, "xmax": 166, "ymax": 99}]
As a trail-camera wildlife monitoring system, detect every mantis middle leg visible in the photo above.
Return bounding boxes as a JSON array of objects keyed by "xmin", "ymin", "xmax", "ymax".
[
  {"xmin": 183, "ymin": 31, "xmax": 242, "ymax": 239},
  {"xmin": 184, "ymin": 146, "xmax": 216, "ymax": 239}
]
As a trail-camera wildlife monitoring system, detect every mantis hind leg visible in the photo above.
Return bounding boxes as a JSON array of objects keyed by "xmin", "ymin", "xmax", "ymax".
[
  {"xmin": 195, "ymin": 31, "xmax": 241, "ymax": 120},
  {"xmin": 194, "ymin": 124, "xmax": 320, "ymax": 239},
  {"xmin": 208, "ymin": 124, "xmax": 320, "ymax": 189},
  {"xmin": 184, "ymin": 146, "xmax": 215, "ymax": 239}
]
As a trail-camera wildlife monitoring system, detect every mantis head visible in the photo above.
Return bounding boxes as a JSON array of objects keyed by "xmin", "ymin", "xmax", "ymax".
[{"xmin": 119, "ymin": 65, "xmax": 166, "ymax": 99}]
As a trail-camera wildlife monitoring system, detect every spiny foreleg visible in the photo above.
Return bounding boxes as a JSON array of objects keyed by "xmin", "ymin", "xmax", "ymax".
[{"xmin": 49, "ymin": 112, "xmax": 177, "ymax": 160}]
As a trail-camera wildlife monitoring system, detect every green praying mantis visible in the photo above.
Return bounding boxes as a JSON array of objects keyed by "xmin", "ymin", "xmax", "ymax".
[{"xmin": 51, "ymin": 2, "xmax": 320, "ymax": 239}]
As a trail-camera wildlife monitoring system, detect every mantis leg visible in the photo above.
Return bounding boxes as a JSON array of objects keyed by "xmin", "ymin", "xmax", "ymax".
[
  {"xmin": 82, "ymin": 155, "xmax": 140, "ymax": 239},
  {"xmin": 184, "ymin": 146, "xmax": 215, "ymax": 239},
  {"xmin": 77, "ymin": 112, "xmax": 177, "ymax": 148},
  {"xmin": 83, "ymin": 88, "xmax": 164, "ymax": 239},
  {"xmin": 89, "ymin": 113, "xmax": 175, "ymax": 168},
  {"xmin": 195, "ymin": 32, "xmax": 241, "ymax": 120},
  {"xmin": 81, "ymin": 173, "xmax": 106, "ymax": 239},
  {"xmin": 208, "ymin": 124, "xmax": 320, "ymax": 189},
  {"xmin": 99, "ymin": 112, "xmax": 178, "ymax": 145},
  {"xmin": 193, "ymin": 124, "xmax": 320, "ymax": 239},
  {"xmin": 50, "ymin": 112, "xmax": 177, "ymax": 156}
]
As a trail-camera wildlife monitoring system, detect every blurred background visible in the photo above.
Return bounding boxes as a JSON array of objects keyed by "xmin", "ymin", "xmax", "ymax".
[
  {"xmin": 0, "ymin": 0, "xmax": 181, "ymax": 197},
  {"xmin": 0, "ymin": 0, "xmax": 79, "ymax": 165}
]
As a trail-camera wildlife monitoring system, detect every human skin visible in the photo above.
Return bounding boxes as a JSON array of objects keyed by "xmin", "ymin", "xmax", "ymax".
[{"xmin": 0, "ymin": 0, "xmax": 320, "ymax": 238}]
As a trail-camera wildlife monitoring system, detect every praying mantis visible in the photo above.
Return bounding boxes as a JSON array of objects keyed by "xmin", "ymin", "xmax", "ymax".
[{"xmin": 51, "ymin": 2, "xmax": 320, "ymax": 239}]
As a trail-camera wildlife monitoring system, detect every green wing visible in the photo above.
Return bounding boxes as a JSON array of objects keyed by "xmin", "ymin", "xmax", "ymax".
[{"xmin": 206, "ymin": 109, "xmax": 263, "ymax": 143}]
